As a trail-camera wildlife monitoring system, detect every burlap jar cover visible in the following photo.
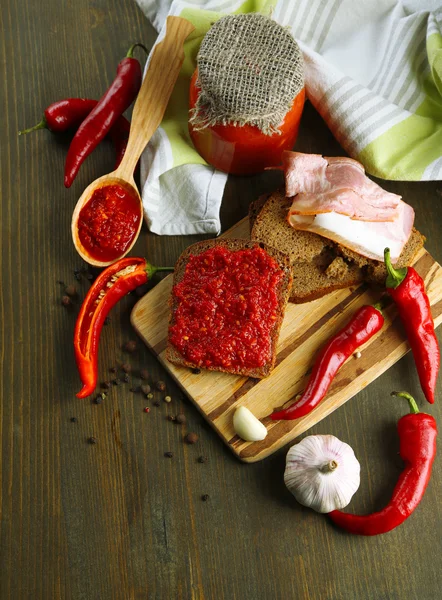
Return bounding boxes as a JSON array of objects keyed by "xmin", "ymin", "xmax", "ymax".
[{"xmin": 190, "ymin": 13, "xmax": 304, "ymax": 136}]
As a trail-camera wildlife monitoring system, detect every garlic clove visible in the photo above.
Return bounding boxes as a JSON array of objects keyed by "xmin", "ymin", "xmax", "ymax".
[
  {"xmin": 284, "ymin": 434, "xmax": 360, "ymax": 513},
  {"xmin": 233, "ymin": 406, "xmax": 268, "ymax": 442}
]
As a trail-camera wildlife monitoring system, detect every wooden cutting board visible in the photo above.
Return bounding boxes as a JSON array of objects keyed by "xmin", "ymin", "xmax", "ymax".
[{"xmin": 131, "ymin": 217, "xmax": 442, "ymax": 462}]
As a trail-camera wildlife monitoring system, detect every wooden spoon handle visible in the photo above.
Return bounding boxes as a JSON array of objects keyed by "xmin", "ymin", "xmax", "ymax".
[{"xmin": 115, "ymin": 16, "xmax": 195, "ymax": 181}]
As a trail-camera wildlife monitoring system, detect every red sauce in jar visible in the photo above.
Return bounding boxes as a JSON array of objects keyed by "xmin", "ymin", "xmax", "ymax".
[
  {"xmin": 169, "ymin": 245, "xmax": 283, "ymax": 372},
  {"xmin": 78, "ymin": 184, "xmax": 141, "ymax": 262},
  {"xmin": 189, "ymin": 69, "xmax": 305, "ymax": 175}
]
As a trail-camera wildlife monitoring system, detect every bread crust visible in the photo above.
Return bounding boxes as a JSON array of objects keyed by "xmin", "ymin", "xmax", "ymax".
[{"xmin": 166, "ymin": 238, "xmax": 293, "ymax": 378}]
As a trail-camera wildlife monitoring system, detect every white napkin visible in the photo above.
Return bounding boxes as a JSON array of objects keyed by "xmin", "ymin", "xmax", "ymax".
[{"xmin": 136, "ymin": 0, "xmax": 442, "ymax": 236}]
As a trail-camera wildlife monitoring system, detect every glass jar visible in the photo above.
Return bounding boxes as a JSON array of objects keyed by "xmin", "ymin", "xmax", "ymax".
[{"xmin": 188, "ymin": 69, "xmax": 305, "ymax": 175}]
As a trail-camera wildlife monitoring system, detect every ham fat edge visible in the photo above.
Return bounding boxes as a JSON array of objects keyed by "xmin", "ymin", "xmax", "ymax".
[{"xmin": 283, "ymin": 152, "xmax": 414, "ymax": 262}]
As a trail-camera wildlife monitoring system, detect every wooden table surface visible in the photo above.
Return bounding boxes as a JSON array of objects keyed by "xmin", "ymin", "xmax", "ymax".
[{"xmin": 1, "ymin": 1, "xmax": 442, "ymax": 598}]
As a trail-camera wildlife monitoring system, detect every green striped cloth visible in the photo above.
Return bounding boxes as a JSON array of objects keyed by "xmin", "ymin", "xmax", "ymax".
[{"xmin": 136, "ymin": 0, "xmax": 442, "ymax": 235}]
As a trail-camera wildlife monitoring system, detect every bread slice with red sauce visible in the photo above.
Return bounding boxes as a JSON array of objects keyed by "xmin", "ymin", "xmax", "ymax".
[{"xmin": 166, "ymin": 238, "xmax": 292, "ymax": 378}]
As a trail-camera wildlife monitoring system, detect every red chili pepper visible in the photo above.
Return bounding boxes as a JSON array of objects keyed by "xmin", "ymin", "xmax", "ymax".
[
  {"xmin": 64, "ymin": 43, "xmax": 147, "ymax": 188},
  {"xmin": 384, "ymin": 248, "xmax": 440, "ymax": 404},
  {"xmin": 19, "ymin": 98, "xmax": 98, "ymax": 134},
  {"xmin": 18, "ymin": 98, "xmax": 130, "ymax": 169},
  {"xmin": 271, "ymin": 303, "xmax": 385, "ymax": 420},
  {"xmin": 74, "ymin": 257, "xmax": 173, "ymax": 398},
  {"xmin": 329, "ymin": 391, "xmax": 437, "ymax": 535}
]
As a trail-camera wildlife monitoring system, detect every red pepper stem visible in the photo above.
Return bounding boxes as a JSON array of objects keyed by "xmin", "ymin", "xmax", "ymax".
[
  {"xmin": 126, "ymin": 43, "xmax": 149, "ymax": 59},
  {"xmin": 145, "ymin": 263, "xmax": 174, "ymax": 279},
  {"xmin": 391, "ymin": 391, "xmax": 420, "ymax": 414},
  {"xmin": 18, "ymin": 117, "xmax": 47, "ymax": 135},
  {"xmin": 384, "ymin": 247, "xmax": 407, "ymax": 289},
  {"xmin": 372, "ymin": 295, "xmax": 390, "ymax": 315}
]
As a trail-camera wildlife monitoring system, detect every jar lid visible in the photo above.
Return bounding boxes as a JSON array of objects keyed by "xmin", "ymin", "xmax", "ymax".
[{"xmin": 190, "ymin": 13, "xmax": 304, "ymax": 135}]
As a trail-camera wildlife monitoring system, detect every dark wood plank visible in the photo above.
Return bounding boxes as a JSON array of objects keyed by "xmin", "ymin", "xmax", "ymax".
[{"xmin": 1, "ymin": 0, "xmax": 442, "ymax": 598}]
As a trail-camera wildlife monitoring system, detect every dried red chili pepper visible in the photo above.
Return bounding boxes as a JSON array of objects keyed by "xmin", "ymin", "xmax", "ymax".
[
  {"xmin": 64, "ymin": 43, "xmax": 147, "ymax": 188},
  {"xmin": 271, "ymin": 303, "xmax": 385, "ymax": 421},
  {"xmin": 384, "ymin": 248, "xmax": 440, "ymax": 404},
  {"xmin": 329, "ymin": 391, "xmax": 437, "ymax": 535},
  {"xmin": 74, "ymin": 257, "xmax": 173, "ymax": 398},
  {"xmin": 18, "ymin": 98, "xmax": 130, "ymax": 169}
]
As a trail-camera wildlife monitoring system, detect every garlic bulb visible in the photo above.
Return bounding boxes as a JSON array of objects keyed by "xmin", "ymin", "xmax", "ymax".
[
  {"xmin": 233, "ymin": 406, "xmax": 268, "ymax": 442},
  {"xmin": 284, "ymin": 435, "xmax": 360, "ymax": 513}
]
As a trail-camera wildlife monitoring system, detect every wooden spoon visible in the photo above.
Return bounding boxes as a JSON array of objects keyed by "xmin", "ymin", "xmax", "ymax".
[{"xmin": 71, "ymin": 16, "xmax": 195, "ymax": 266}]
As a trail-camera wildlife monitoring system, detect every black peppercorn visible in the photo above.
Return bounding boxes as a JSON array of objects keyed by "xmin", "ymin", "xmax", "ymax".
[
  {"xmin": 65, "ymin": 285, "xmax": 77, "ymax": 297},
  {"xmin": 140, "ymin": 369, "xmax": 149, "ymax": 381},
  {"xmin": 197, "ymin": 456, "xmax": 207, "ymax": 464},
  {"xmin": 123, "ymin": 374, "xmax": 130, "ymax": 383},
  {"xmin": 73, "ymin": 269, "xmax": 82, "ymax": 281},
  {"xmin": 124, "ymin": 340, "xmax": 137, "ymax": 353},
  {"xmin": 112, "ymin": 378, "xmax": 121, "ymax": 386},
  {"xmin": 88, "ymin": 437, "xmax": 97, "ymax": 444},
  {"xmin": 153, "ymin": 401, "xmax": 160, "ymax": 407},
  {"xmin": 94, "ymin": 395, "xmax": 103, "ymax": 405},
  {"xmin": 167, "ymin": 415, "xmax": 176, "ymax": 422},
  {"xmin": 110, "ymin": 367, "xmax": 117, "ymax": 374},
  {"xmin": 201, "ymin": 494, "xmax": 209, "ymax": 502},
  {"xmin": 192, "ymin": 368, "xmax": 201, "ymax": 375},
  {"xmin": 130, "ymin": 386, "xmax": 140, "ymax": 393},
  {"xmin": 101, "ymin": 381, "xmax": 111, "ymax": 390},
  {"xmin": 104, "ymin": 317, "xmax": 111, "ymax": 325},
  {"xmin": 164, "ymin": 451, "xmax": 173, "ymax": 458},
  {"xmin": 70, "ymin": 417, "xmax": 77, "ymax": 423},
  {"xmin": 185, "ymin": 432, "xmax": 198, "ymax": 445}
]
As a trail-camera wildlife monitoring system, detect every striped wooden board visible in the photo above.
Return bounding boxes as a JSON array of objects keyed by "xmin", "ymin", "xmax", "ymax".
[{"xmin": 131, "ymin": 217, "xmax": 442, "ymax": 462}]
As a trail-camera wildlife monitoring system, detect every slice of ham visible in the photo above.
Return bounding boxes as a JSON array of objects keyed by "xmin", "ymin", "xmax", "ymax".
[
  {"xmin": 288, "ymin": 203, "xmax": 415, "ymax": 262},
  {"xmin": 283, "ymin": 152, "xmax": 415, "ymax": 261},
  {"xmin": 283, "ymin": 152, "xmax": 401, "ymax": 222}
]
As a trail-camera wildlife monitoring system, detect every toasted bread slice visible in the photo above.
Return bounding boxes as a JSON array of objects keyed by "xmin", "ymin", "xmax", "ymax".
[
  {"xmin": 166, "ymin": 238, "xmax": 293, "ymax": 378},
  {"xmin": 250, "ymin": 191, "xmax": 364, "ymax": 303}
]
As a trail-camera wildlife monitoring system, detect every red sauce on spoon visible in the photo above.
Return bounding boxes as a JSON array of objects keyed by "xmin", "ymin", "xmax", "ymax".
[{"xmin": 77, "ymin": 184, "xmax": 141, "ymax": 262}]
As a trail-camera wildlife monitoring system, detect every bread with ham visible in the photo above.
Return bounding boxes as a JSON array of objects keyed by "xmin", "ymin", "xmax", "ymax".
[
  {"xmin": 250, "ymin": 152, "xmax": 425, "ymax": 302},
  {"xmin": 284, "ymin": 152, "xmax": 415, "ymax": 263}
]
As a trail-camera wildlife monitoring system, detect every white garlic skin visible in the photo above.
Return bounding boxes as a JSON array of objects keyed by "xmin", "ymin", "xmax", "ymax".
[
  {"xmin": 284, "ymin": 435, "xmax": 360, "ymax": 513},
  {"xmin": 233, "ymin": 406, "xmax": 268, "ymax": 442}
]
